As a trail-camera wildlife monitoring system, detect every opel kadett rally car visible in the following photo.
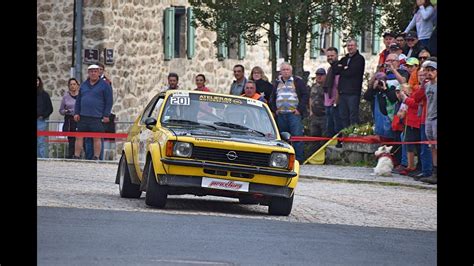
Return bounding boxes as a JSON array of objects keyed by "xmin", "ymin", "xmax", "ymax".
[{"xmin": 115, "ymin": 90, "xmax": 299, "ymax": 215}]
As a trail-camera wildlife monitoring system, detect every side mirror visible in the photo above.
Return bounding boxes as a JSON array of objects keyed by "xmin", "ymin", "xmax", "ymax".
[
  {"xmin": 280, "ymin": 132, "xmax": 291, "ymax": 142},
  {"xmin": 145, "ymin": 117, "xmax": 157, "ymax": 130}
]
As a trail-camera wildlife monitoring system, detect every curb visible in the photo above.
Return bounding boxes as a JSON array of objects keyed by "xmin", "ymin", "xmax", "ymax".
[
  {"xmin": 37, "ymin": 158, "xmax": 119, "ymax": 165},
  {"xmin": 299, "ymin": 175, "xmax": 437, "ymax": 190}
]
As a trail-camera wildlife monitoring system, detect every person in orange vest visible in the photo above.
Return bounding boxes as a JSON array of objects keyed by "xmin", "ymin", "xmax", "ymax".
[{"xmin": 241, "ymin": 80, "xmax": 266, "ymax": 103}]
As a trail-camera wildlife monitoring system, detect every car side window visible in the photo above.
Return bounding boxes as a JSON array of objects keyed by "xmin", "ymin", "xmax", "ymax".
[
  {"xmin": 150, "ymin": 98, "xmax": 165, "ymax": 120},
  {"xmin": 140, "ymin": 95, "xmax": 159, "ymax": 124}
]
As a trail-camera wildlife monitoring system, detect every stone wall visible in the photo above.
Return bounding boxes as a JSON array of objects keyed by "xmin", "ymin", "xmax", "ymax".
[
  {"xmin": 37, "ymin": 0, "xmax": 381, "ymax": 123},
  {"xmin": 37, "ymin": 0, "xmax": 75, "ymax": 99}
]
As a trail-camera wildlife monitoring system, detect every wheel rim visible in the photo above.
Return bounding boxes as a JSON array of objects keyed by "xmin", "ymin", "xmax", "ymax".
[{"xmin": 119, "ymin": 156, "xmax": 125, "ymax": 192}]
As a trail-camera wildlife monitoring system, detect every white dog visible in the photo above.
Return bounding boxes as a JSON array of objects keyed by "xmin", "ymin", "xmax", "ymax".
[{"xmin": 371, "ymin": 145, "xmax": 394, "ymax": 177}]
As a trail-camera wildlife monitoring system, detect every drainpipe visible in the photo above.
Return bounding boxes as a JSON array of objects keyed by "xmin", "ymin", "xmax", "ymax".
[
  {"xmin": 70, "ymin": 0, "xmax": 76, "ymax": 78},
  {"xmin": 74, "ymin": 0, "xmax": 83, "ymax": 81}
]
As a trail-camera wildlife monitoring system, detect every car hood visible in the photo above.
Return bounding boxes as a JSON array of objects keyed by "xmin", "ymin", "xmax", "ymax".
[{"xmin": 168, "ymin": 127, "xmax": 292, "ymax": 149}]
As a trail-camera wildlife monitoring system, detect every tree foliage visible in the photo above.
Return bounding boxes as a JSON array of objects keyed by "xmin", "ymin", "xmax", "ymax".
[
  {"xmin": 382, "ymin": 0, "xmax": 415, "ymax": 34},
  {"xmin": 189, "ymin": 0, "xmax": 414, "ymax": 79}
]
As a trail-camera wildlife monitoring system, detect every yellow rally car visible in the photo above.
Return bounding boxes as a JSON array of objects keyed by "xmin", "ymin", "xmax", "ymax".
[{"xmin": 115, "ymin": 90, "xmax": 299, "ymax": 215}]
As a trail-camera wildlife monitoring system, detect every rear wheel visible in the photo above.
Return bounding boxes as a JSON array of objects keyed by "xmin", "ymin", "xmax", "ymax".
[
  {"xmin": 268, "ymin": 194, "xmax": 294, "ymax": 216},
  {"xmin": 118, "ymin": 154, "xmax": 142, "ymax": 198},
  {"xmin": 144, "ymin": 159, "xmax": 168, "ymax": 208}
]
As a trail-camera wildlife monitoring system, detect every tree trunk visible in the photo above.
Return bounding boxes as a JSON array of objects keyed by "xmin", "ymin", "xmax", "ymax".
[
  {"xmin": 290, "ymin": 11, "xmax": 309, "ymax": 81},
  {"xmin": 269, "ymin": 22, "xmax": 278, "ymax": 82},
  {"xmin": 280, "ymin": 17, "xmax": 289, "ymax": 62}
]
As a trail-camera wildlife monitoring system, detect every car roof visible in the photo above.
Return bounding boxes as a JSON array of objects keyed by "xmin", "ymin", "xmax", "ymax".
[{"xmin": 163, "ymin": 89, "xmax": 248, "ymax": 100}]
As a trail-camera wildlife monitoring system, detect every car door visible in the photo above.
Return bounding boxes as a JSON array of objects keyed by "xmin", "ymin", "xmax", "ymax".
[{"xmin": 132, "ymin": 95, "xmax": 160, "ymax": 179}]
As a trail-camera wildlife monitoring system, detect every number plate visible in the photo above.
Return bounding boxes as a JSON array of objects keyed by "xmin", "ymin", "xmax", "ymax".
[
  {"xmin": 201, "ymin": 177, "xmax": 249, "ymax": 192},
  {"xmin": 170, "ymin": 96, "xmax": 190, "ymax": 105}
]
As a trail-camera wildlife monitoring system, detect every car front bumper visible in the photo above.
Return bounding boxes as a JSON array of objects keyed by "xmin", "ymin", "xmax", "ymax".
[
  {"xmin": 158, "ymin": 174, "xmax": 294, "ymax": 198},
  {"xmin": 161, "ymin": 158, "xmax": 297, "ymax": 178}
]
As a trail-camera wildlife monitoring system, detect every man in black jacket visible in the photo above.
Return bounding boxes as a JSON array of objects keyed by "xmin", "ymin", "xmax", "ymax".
[
  {"xmin": 403, "ymin": 31, "xmax": 425, "ymax": 59},
  {"xmin": 337, "ymin": 39, "xmax": 365, "ymax": 130}
]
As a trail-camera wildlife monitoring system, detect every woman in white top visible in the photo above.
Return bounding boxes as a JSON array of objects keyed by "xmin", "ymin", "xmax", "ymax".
[{"xmin": 404, "ymin": 0, "xmax": 435, "ymax": 47}]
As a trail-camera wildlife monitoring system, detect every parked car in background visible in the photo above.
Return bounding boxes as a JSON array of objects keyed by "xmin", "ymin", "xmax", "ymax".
[{"xmin": 115, "ymin": 90, "xmax": 299, "ymax": 215}]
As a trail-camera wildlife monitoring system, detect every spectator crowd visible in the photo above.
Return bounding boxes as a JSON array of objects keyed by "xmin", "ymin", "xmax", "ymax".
[{"xmin": 37, "ymin": 0, "xmax": 437, "ymax": 185}]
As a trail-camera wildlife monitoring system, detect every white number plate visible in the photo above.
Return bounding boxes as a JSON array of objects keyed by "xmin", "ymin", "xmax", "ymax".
[
  {"xmin": 170, "ymin": 96, "xmax": 190, "ymax": 105},
  {"xmin": 201, "ymin": 177, "xmax": 249, "ymax": 192}
]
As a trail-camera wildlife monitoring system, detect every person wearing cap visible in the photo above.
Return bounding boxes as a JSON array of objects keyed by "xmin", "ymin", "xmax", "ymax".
[
  {"xmin": 389, "ymin": 43, "xmax": 407, "ymax": 69},
  {"xmin": 404, "ymin": 0, "xmax": 435, "ymax": 47},
  {"xmin": 365, "ymin": 53, "xmax": 409, "ymax": 140},
  {"xmin": 84, "ymin": 62, "xmax": 113, "ymax": 160},
  {"xmin": 377, "ymin": 32, "xmax": 395, "ymax": 72},
  {"xmin": 406, "ymin": 57, "xmax": 420, "ymax": 87},
  {"xmin": 400, "ymin": 67, "xmax": 433, "ymax": 179},
  {"xmin": 409, "ymin": 67, "xmax": 433, "ymax": 179},
  {"xmin": 309, "ymin": 67, "xmax": 327, "ymax": 140},
  {"xmin": 403, "ymin": 31, "xmax": 425, "ymax": 59},
  {"xmin": 73, "ymin": 64, "xmax": 113, "ymax": 160},
  {"xmin": 363, "ymin": 70, "xmax": 398, "ymax": 140},
  {"xmin": 419, "ymin": 60, "xmax": 437, "ymax": 184}
]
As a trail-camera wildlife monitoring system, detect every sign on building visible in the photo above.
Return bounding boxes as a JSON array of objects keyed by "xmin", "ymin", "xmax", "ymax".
[
  {"xmin": 83, "ymin": 49, "xmax": 99, "ymax": 64},
  {"xmin": 104, "ymin": 48, "xmax": 114, "ymax": 65}
]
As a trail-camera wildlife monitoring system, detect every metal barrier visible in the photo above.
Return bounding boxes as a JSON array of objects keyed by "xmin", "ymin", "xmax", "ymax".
[{"xmin": 41, "ymin": 120, "xmax": 134, "ymax": 161}]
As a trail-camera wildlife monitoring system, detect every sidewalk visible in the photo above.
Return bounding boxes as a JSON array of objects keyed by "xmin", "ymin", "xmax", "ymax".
[{"xmin": 300, "ymin": 164, "xmax": 437, "ymax": 190}]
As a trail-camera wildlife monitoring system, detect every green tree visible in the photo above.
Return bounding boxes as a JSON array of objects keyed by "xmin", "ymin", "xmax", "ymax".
[
  {"xmin": 190, "ymin": 0, "xmax": 413, "ymax": 80},
  {"xmin": 383, "ymin": 0, "xmax": 414, "ymax": 34}
]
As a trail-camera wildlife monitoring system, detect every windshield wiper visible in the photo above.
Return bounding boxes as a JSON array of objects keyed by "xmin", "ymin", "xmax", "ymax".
[
  {"xmin": 213, "ymin": 122, "xmax": 266, "ymax": 137},
  {"xmin": 163, "ymin": 119, "xmax": 216, "ymax": 130}
]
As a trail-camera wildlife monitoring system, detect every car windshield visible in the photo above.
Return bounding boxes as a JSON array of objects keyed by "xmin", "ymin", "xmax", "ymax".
[{"xmin": 160, "ymin": 91, "xmax": 277, "ymax": 139}]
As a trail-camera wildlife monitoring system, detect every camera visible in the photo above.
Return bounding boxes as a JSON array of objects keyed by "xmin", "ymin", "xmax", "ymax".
[{"xmin": 376, "ymin": 80, "xmax": 385, "ymax": 87}]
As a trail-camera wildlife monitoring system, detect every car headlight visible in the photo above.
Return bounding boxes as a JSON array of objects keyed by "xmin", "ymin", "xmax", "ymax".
[
  {"xmin": 269, "ymin": 152, "xmax": 289, "ymax": 168},
  {"xmin": 166, "ymin": 141, "xmax": 193, "ymax": 158}
]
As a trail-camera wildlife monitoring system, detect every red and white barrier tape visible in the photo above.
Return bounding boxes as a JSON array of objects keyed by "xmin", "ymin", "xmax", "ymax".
[
  {"xmin": 290, "ymin": 136, "xmax": 437, "ymax": 145},
  {"xmin": 37, "ymin": 131, "xmax": 128, "ymax": 139},
  {"xmin": 37, "ymin": 131, "xmax": 437, "ymax": 145}
]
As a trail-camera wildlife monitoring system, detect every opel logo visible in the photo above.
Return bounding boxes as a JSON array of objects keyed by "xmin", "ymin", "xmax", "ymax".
[{"xmin": 226, "ymin": 151, "xmax": 238, "ymax": 161}]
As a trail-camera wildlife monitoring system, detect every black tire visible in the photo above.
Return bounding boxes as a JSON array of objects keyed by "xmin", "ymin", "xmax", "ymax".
[
  {"xmin": 118, "ymin": 154, "xmax": 142, "ymax": 198},
  {"xmin": 144, "ymin": 159, "xmax": 168, "ymax": 208},
  {"xmin": 268, "ymin": 194, "xmax": 294, "ymax": 216}
]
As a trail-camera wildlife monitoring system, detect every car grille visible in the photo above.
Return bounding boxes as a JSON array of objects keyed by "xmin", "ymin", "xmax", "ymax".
[{"xmin": 192, "ymin": 146, "xmax": 270, "ymax": 167}]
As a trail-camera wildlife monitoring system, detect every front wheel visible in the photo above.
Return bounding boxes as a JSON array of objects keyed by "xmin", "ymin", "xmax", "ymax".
[
  {"xmin": 268, "ymin": 194, "xmax": 294, "ymax": 216},
  {"xmin": 118, "ymin": 154, "xmax": 142, "ymax": 198},
  {"xmin": 144, "ymin": 159, "xmax": 168, "ymax": 208}
]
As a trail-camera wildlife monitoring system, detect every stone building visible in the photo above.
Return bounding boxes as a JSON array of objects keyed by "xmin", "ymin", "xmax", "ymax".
[{"xmin": 37, "ymin": 0, "xmax": 383, "ymax": 123}]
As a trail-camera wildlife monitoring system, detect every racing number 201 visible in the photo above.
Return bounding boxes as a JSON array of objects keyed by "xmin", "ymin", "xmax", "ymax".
[{"xmin": 170, "ymin": 96, "xmax": 190, "ymax": 105}]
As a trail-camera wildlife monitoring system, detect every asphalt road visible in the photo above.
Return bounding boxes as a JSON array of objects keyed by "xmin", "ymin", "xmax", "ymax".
[
  {"xmin": 37, "ymin": 160, "xmax": 437, "ymax": 265},
  {"xmin": 38, "ymin": 206, "xmax": 436, "ymax": 266}
]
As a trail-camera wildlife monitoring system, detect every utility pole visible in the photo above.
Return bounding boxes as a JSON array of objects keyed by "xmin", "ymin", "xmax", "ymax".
[{"xmin": 74, "ymin": 0, "xmax": 83, "ymax": 81}]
